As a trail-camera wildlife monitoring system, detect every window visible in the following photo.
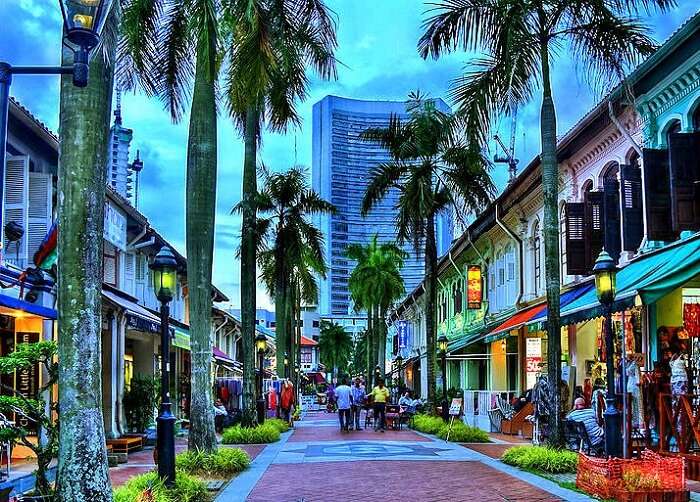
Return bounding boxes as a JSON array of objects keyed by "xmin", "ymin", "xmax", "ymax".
[
  {"xmin": 312, "ymin": 320, "xmax": 319, "ymax": 328},
  {"xmin": 560, "ymin": 206, "xmax": 567, "ymax": 278}
]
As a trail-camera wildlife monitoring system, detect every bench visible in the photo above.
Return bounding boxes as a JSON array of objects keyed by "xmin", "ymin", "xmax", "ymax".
[{"xmin": 107, "ymin": 436, "xmax": 143, "ymax": 454}]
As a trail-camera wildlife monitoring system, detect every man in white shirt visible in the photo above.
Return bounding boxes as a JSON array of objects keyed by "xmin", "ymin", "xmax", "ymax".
[{"xmin": 335, "ymin": 378, "xmax": 353, "ymax": 432}]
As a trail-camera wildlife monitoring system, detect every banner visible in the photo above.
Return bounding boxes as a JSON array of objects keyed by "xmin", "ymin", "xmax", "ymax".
[
  {"xmin": 467, "ymin": 265, "xmax": 482, "ymax": 309},
  {"xmin": 398, "ymin": 320, "xmax": 408, "ymax": 348}
]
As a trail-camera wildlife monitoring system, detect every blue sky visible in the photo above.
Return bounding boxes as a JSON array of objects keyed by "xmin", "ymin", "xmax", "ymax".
[{"xmin": 1, "ymin": 1, "xmax": 697, "ymax": 309}]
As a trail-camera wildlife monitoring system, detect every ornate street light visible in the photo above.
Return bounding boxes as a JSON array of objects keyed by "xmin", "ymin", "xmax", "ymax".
[
  {"xmin": 593, "ymin": 250, "xmax": 620, "ymax": 457},
  {"xmin": 395, "ymin": 354, "xmax": 404, "ymax": 394},
  {"xmin": 0, "ymin": 0, "xmax": 112, "ymax": 252},
  {"xmin": 255, "ymin": 332, "xmax": 267, "ymax": 424},
  {"xmin": 438, "ymin": 334, "xmax": 449, "ymax": 421},
  {"xmin": 149, "ymin": 246, "xmax": 178, "ymax": 486},
  {"xmin": 284, "ymin": 352, "xmax": 289, "ymax": 379}
]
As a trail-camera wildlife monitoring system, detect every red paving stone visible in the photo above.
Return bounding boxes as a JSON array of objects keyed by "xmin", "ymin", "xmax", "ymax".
[
  {"xmin": 461, "ymin": 443, "xmax": 514, "ymax": 459},
  {"xmin": 247, "ymin": 460, "xmax": 562, "ymax": 502},
  {"xmin": 109, "ymin": 442, "xmax": 265, "ymax": 487},
  {"xmin": 288, "ymin": 426, "xmax": 429, "ymax": 442}
]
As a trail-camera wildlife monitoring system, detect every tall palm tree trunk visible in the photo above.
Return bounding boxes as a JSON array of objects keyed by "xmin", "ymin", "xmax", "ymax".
[
  {"xmin": 187, "ymin": 36, "xmax": 219, "ymax": 453},
  {"xmin": 241, "ymin": 107, "xmax": 259, "ymax": 426},
  {"xmin": 424, "ymin": 214, "xmax": 438, "ymax": 409},
  {"xmin": 274, "ymin": 255, "xmax": 287, "ymax": 376},
  {"xmin": 539, "ymin": 40, "xmax": 563, "ymax": 447},
  {"xmin": 56, "ymin": 31, "xmax": 114, "ymax": 501},
  {"xmin": 366, "ymin": 310, "xmax": 373, "ymax": 386},
  {"xmin": 378, "ymin": 307, "xmax": 386, "ymax": 378}
]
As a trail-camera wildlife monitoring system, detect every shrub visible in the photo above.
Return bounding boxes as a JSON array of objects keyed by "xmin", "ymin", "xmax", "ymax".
[
  {"xmin": 501, "ymin": 446, "xmax": 578, "ymax": 474},
  {"xmin": 436, "ymin": 421, "xmax": 489, "ymax": 443},
  {"xmin": 266, "ymin": 418, "xmax": 290, "ymax": 433},
  {"xmin": 221, "ymin": 421, "xmax": 281, "ymax": 444},
  {"xmin": 112, "ymin": 471, "xmax": 208, "ymax": 502},
  {"xmin": 176, "ymin": 447, "xmax": 250, "ymax": 477},
  {"xmin": 411, "ymin": 414, "xmax": 445, "ymax": 435},
  {"xmin": 123, "ymin": 374, "xmax": 159, "ymax": 433}
]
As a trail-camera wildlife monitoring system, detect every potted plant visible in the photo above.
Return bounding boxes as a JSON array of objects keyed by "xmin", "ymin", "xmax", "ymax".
[{"xmin": 0, "ymin": 341, "xmax": 58, "ymax": 501}]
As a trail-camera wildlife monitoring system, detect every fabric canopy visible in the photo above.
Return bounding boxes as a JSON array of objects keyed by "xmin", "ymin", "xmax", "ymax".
[
  {"xmin": 102, "ymin": 288, "xmax": 161, "ymax": 328},
  {"xmin": 300, "ymin": 335, "xmax": 318, "ymax": 346},
  {"xmin": 484, "ymin": 303, "xmax": 547, "ymax": 343},
  {"xmin": 0, "ymin": 293, "xmax": 56, "ymax": 319},
  {"xmin": 560, "ymin": 233, "xmax": 700, "ymax": 325},
  {"xmin": 529, "ymin": 281, "xmax": 595, "ymax": 323}
]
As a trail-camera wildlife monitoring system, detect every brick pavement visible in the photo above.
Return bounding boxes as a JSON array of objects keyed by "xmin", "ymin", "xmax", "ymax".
[
  {"xmin": 287, "ymin": 426, "xmax": 428, "ymax": 442},
  {"xmin": 246, "ymin": 460, "xmax": 563, "ymax": 502},
  {"xmin": 461, "ymin": 443, "xmax": 514, "ymax": 459}
]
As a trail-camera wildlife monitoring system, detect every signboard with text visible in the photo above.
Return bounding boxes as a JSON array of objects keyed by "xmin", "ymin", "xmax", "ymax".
[
  {"xmin": 104, "ymin": 201, "xmax": 127, "ymax": 251},
  {"xmin": 525, "ymin": 337, "xmax": 542, "ymax": 390},
  {"xmin": 449, "ymin": 398, "xmax": 463, "ymax": 416},
  {"xmin": 398, "ymin": 320, "xmax": 408, "ymax": 348},
  {"xmin": 467, "ymin": 265, "xmax": 482, "ymax": 309}
]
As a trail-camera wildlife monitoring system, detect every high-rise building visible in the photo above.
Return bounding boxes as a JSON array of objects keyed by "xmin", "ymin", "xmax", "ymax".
[
  {"xmin": 107, "ymin": 90, "xmax": 143, "ymax": 204},
  {"xmin": 312, "ymin": 96, "xmax": 454, "ymax": 317}
]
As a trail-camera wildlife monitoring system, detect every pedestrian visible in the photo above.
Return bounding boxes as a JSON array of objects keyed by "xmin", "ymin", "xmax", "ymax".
[
  {"xmin": 280, "ymin": 379, "xmax": 295, "ymax": 426},
  {"xmin": 335, "ymin": 377, "xmax": 353, "ymax": 432},
  {"xmin": 350, "ymin": 377, "xmax": 365, "ymax": 430},
  {"xmin": 368, "ymin": 377, "xmax": 390, "ymax": 432}
]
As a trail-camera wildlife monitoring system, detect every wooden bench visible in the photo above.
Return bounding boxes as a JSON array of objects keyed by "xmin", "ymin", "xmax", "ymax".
[{"xmin": 107, "ymin": 437, "xmax": 143, "ymax": 454}]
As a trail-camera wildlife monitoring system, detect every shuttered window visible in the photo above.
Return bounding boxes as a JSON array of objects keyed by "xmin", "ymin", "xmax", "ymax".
[
  {"xmin": 4, "ymin": 156, "xmax": 28, "ymax": 268},
  {"xmin": 643, "ymin": 148, "xmax": 676, "ymax": 242},
  {"xmin": 27, "ymin": 172, "xmax": 52, "ymax": 267},
  {"xmin": 584, "ymin": 190, "xmax": 604, "ymax": 272},
  {"xmin": 565, "ymin": 202, "xmax": 587, "ymax": 276},
  {"xmin": 104, "ymin": 242, "xmax": 118, "ymax": 287},
  {"xmin": 603, "ymin": 179, "xmax": 622, "ymax": 263},
  {"xmin": 668, "ymin": 132, "xmax": 700, "ymax": 232},
  {"xmin": 620, "ymin": 164, "xmax": 643, "ymax": 252},
  {"xmin": 123, "ymin": 253, "xmax": 135, "ymax": 295}
]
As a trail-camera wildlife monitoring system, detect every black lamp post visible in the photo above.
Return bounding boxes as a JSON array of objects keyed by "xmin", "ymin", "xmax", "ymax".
[
  {"xmin": 374, "ymin": 364, "xmax": 381, "ymax": 387},
  {"xmin": 284, "ymin": 352, "xmax": 289, "ymax": 379},
  {"xmin": 395, "ymin": 354, "xmax": 403, "ymax": 392},
  {"xmin": 593, "ymin": 249, "xmax": 621, "ymax": 458},
  {"xmin": 255, "ymin": 332, "xmax": 267, "ymax": 424},
  {"xmin": 0, "ymin": 1, "xmax": 112, "ymax": 240},
  {"xmin": 438, "ymin": 334, "xmax": 449, "ymax": 421},
  {"xmin": 150, "ymin": 246, "xmax": 177, "ymax": 486}
]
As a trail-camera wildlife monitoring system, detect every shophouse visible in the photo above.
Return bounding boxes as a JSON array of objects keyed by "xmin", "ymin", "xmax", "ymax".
[{"xmin": 390, "ymin": 12, "xmax": 700, "ymax": 432}]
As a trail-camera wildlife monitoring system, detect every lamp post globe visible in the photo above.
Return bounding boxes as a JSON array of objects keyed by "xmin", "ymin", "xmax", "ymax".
[
  {"xmin": 437, "ymin": 334, "xmax": 449, "ymax": 421},
  {"xmin": 59, "ymin": 0, "xmax": 113, "ymax": 86},
  {"xmin": 149, "ymin": 245, "xmax": 178, "ymax": 486},
  {"xmin": 593, "ymin": 249, "xmax": 621, "ymax": 457},
  {"xmin": 255, "ymin": 333, "xmax": 267, "ymax": 424}
]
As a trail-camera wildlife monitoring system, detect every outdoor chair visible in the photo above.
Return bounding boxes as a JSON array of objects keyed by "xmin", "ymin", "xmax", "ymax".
[
  {"xmin": 496, "ymin": 396, "xmax": 515, "ymax": 421},
  {"xmin": 564, "ymin": 419, "xmax": 604, "ymax": 456},
  {"xmin": 488, "ymin": 407, "xmax": 505, "ymax": 433},
  {"xmin": 386, "ymin": 405, "xmax": 401, "ymax": 430},
  {"xmin": 501, "ymin": 402, "xmax": 534, "ymax": 435},
  {"xmin": 363, "ymin": 404, "xmax": 374, "ymax": 429}
]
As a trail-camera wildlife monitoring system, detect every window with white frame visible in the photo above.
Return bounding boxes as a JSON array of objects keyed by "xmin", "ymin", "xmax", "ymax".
[
  {"xmin": 560, "ymin": 206, "xmax": 567, "ymax": 279},
  {"xmin": 533, "ymin": 221, "xmax": 541, "ymax": 296}
]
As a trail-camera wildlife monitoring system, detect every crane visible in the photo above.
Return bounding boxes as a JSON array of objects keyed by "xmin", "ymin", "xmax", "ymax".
[{"xmin": 493, "ymin": 105, "xmax": 519, "ymax": 184}]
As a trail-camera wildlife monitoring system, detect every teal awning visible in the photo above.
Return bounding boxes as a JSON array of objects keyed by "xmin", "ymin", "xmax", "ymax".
[{"xmin": 560, "ymin": 233, "xmax": 700, "ymax": 325}]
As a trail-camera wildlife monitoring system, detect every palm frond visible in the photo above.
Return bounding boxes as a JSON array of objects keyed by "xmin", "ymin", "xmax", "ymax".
[{"xmin": 117, "ymin": 0, "xmax": 162, "ymax": 93}]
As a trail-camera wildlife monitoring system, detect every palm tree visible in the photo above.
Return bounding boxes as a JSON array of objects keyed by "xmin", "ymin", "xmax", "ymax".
[
  {"xmin": 318, "ymin": 321, "xmax": 353, "ymax": 379},
  {"xmin": 221, "ymin": 0, "xmax": 337, "ymax": 426},
  {"xmin": 56, "ymin": 7, "xmax": 118, "ymax": 500},
  {"xmin": 360, "ymin": 93, "xmax": 494, "ymax": 408},
  {"xmin": 346, "ymin": 235, "xmax": 407, "ymax": 386},
  {"xmin": 418, "ymin": 0, "xmax": 672, "ymax": 443},
  {"xmin": 119, "ymin": 0, "xmax": 221, "ymax": 452},
  {"xmin": 251, "ymin": 166, "xmax": 335, "ymax": 378}
]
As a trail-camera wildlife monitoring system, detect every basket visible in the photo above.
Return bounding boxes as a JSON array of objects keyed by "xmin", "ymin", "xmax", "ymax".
[{"xmin": 576, "ymin": 451, "xmax": 686, "ymax": 501}]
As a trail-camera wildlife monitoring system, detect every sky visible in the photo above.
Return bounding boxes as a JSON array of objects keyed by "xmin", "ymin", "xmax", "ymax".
[{"xmin": 1, "ymin": 1, "xmax": 698, "ymax": 310}]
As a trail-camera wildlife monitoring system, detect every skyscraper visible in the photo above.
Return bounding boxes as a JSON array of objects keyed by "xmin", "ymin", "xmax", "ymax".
[
  {"xmin": 107, "ymin": 90, "xmax": 143, "ymax": 205},
  {"xmin": 312, "ymin": 96, "xmax": 453, "ymax": 318}
]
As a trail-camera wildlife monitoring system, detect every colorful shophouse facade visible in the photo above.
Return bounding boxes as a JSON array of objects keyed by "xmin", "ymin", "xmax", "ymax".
[{"xmin": 390, "ymin": 12, "xmax": 700, "ymax": 415}]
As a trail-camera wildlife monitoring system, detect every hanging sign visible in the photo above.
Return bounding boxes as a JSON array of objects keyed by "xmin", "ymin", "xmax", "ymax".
[
  {"xmin": 398, "ymin": 320, "xmax": 408, "ymax": 348},
  {"xmin": 104, "ymin": 201, "xmax": 127, "ymax": 251},
  {"xmin": 467, "ymin": 265, "xmax": 482, "ymax": 309}
]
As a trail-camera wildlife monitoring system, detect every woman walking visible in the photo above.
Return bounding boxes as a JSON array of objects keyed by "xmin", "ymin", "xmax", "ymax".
[{"xmin": 368, "ymin": 378, "xmax": 390, "ymax": 432}]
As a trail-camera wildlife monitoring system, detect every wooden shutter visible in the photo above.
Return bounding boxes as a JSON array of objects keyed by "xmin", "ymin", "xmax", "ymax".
[
  {"xmin": 584, "ymin": 191, "xmax": 604, "ymax": 272},
  {"xmin": 620, "ymin": 164, "xmax": 643, "ymax": 252},
  {"xmin": 643, "ymin": 148, "xmax": 675, "ymax": 242},
  {"xmin": 603, "ymin": 179, "xmax": 622, "ymax": 263},
  {"xmin": 565, "ymin": 202, "xmax": 587, "ymax": 276},
  {"xmin": 668, "ymin": 132, "xmax": 700, "ymax": 232},
  {"xmin": 123, "ymin": 252, "xmax": 135, "ymax": 295},
  {"xmin": 4, "ymin": 156, "xmax": 29, "ymax": 268},
  {"xmin": 103, "ymin": 242, "xmax": 118, "ymax": 286},
  {"xmin": 27, "ymin": 172, "xmax": 52, "ymax": 266}
]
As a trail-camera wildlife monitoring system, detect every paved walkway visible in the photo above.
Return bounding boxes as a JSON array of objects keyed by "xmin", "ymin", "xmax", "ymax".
[{"xmin": 215, "ymin": 413, "xmax": 593, "ymax": 502}]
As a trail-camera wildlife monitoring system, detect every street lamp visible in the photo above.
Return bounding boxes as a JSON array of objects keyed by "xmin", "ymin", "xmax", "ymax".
[
  {"xmin": 255, "ymin": 332, "xmax": 267, "ymax": 424},
  {"xmin": 593, "ymin": 249, "xmax": 620, "ymax": 457},
  {"xmin": 150, "ymin": 246, "xmax": 177, "ymax": 486},
  {"xmin": 438, "ymin": 334, "xmax": 449, "ymax": 421},
  {"xmin": 395, "ymin": 354, "xmax": 403, "ymax": 392},
  {"xmin": 0, "ymin": 1, "xmax": 112, "ymax": 242},
  {"xmin": 374, "ymin": 364, "xmax": 381, "ymax": 387},
  {"xmin": 284, "ymin": 352, "xmax": 289, "ymax": 379}
]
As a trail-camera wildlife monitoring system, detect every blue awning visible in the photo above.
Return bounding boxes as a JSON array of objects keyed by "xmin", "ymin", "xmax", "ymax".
[
  {"xmin": 0, "ymin": 293, "xmax": 56, "ymax": 319},
  {"xmin": 529, "ymin": 281, "xmax": 595, "ymax": 324}
]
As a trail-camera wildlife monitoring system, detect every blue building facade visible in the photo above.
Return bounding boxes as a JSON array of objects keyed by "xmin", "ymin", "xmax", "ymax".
[{"xmin": 312, "ymin": 96, "xmax": 453, "ymax": 317}]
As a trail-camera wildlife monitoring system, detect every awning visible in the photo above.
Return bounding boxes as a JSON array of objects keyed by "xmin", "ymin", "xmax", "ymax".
[
  {"xmin": 213, "ymin": 347, "xmax": 239, "ymax": 373},
  {"xmin": 300, "ymin": 335, "xmax": 318, "ymax": 346},
  {"xmin": 527, "ymin": 281, "xmax": 595, "ymax": 328},
  {"xmin": 102, "ymin": 288, "xmax": 161, "ymax": 333},
  {"xmin": 483, "ymin": 303, "xmax": 547, "ymax": 344},
  {"xmin": 561, "ymin": 233, "xmax": 700, "ymax": 325},
  {"xmin": 0, "ymin": 293, "xmax": 56, "ymax": 319}
]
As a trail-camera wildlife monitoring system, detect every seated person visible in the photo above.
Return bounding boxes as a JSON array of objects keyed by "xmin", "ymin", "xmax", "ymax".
[
  {"xmin": 567, "ymin": 397, "xmax": 604, "ymax": 446},
  {"xmin": 398, "ymin": 391, "xmax": 414, "ymax": 413}
]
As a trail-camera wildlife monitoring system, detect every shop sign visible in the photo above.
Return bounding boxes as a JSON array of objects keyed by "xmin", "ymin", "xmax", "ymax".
[
  {"xmin": 16, "ymin": 332, "xmax": 39, "ymax": 436},
  {"xmin": 467, "ymin": 265, "xmax": 482, "ymax": 309},
  {"xmin": 104, "ymin": 201, "xmax": 127, "ymax": 251},
  {"xmin": 525, "ymin": 337, "xmax": 542, "ymax": 389},
  {"xmin": 126, "ymin": 313, "xmax": 160, "ymax": 334},
  {"xmin": 172, "ymin": 329, "xmax": 191, "ymax": 351},
  {"xmin": 449, "ymin": 398, "xmax": 463, "ymax": 416},
  {"xmin": 398, "ymin": 320, "xmax": 408, "ymax": 348}
]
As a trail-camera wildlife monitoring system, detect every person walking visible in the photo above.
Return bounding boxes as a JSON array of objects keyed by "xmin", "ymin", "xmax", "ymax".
[
  {"xmin": 335, "ymin": 378, "xmax": 353, "ymax": 432},
  {"xmin": 280, "ymin": 379, "xmax": 295, "ymax": 426},
  {"xmin": 368, "ymin": 378, "xmax": 390, "ymax": 432},
  {"xmin": 350, "ymin": 377, "xmax": 365, "ymax": 431}
]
